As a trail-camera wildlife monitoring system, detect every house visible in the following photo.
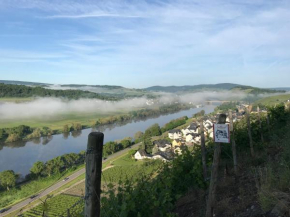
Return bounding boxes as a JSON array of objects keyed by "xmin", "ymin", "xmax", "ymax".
[
  {"xmin": 153, "ymin": 140, "xmax": 172, "ymax": 152},
  {"xmin": 168, "ymin": 129, "xmax": 182, "ymax": 140},
  {"xmin": 152, "ymin": 151, "xmax": 174, "ymax": 162},
  {"xmin": 134, "ymin": 150, "xmax": 152, "ymax": 160},
  {"xmin": 185, "ymin": 133, "xmax": 199, "ymax": 142},
  {"xmin": 172, "ymin": 139, "xmax": 183, "ymax": 148},
  {"xmin": 182, "ymin": 123, "xmax": 200, "ymax": 136}
]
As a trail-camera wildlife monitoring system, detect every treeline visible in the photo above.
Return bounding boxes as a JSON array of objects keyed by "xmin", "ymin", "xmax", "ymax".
[
  {"xmin": 0, "ymin": 126, "xmax": 54, "ymax": 143},
  {"xmin": 161, "ymin": 116, "xmax": 188, "ymax": 133},
  {"xmin": 0, "ymin": 83, "xmax": 115, "ymax": 100},
  {"xmin": 214, "ymin": 101, "xmax": 240, "ymax": 112},
  {"xmin": 100, "ymin": 104, "xmax": 290, "ymax": 217},
  {"xmin": 0, "ymin": 151, "xmax": 86, "ymax": 191}
]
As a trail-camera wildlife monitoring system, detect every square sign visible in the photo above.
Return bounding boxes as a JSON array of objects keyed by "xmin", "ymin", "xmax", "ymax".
[{"xmin": 213, "ymin": 124, "xmax": 230, "ymax": 143}]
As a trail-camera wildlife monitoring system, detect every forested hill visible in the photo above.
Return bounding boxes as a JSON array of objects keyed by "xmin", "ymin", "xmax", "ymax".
[
  {"xmin": 0, "ymin": 80, "xmax": 49, "ymax": 86},
  {"xmin": 0, "ymin": 83, "xmax": 116, "ymax": 100},
  {"xmin": 144, "ymin": 83, "xmax": 285, "ymax": 94}
]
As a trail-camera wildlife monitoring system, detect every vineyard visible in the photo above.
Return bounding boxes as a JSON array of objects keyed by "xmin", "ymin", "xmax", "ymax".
[
  {"xmin": 21, "ymin": 194, "xmax": 83, "ymax": 217},
  {"xmin": 102, "ymin": 159, "xmax": 162, "ymax": 183}
]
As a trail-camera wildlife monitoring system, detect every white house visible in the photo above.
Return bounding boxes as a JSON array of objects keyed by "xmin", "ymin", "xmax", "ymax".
[
  {"xmin": 134, "ymin": 150, "xmax": 152, "ymax": 160},
  {"xmin": 153, "ymin": 140, "xmax": 172, "ymax": 152},
  {"xmin": 168, "ymin": 129, "xmax": 182, "ymax": 140},
  {"xmin": 185, "ymin": 133, "xmax": 198, "ymax": 142},
  {"xmin": 182, "ymin": 123, "xmax": 200, "ymax": 136}
]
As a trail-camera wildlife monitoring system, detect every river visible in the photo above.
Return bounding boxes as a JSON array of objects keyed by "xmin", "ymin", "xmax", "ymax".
[{"xmin": 0, "ymin": 104, "xmax": 218, "ymax": 177}]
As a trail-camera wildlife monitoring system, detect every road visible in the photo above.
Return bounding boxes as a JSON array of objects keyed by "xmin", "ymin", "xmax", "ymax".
[{"xmin": 0, "ymin": 142, "xmax": 141, "ymax": 217}]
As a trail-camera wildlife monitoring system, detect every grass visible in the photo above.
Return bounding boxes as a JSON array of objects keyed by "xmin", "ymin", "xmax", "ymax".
[{"xmin": 254, "ymin": 93, "xmax": 290, "ymax": 106}]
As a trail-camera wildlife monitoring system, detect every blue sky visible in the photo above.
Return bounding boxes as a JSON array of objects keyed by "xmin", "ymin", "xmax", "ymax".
[{"xmin": 0, "ymin": 0, "xmax": 289, "ymax": 88}]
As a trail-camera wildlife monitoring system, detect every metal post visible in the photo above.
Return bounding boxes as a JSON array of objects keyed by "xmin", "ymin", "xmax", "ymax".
[
  {"xmin": 200, "ymin": 117, "xmax": 207, "ymax": 180},
  {"xmin": 205, "ymin": 114, "xmax": 226, "ymax": 217},
  {"xmin": 85, "ymin": 132, "xmax": 104, "ymax": 217},
  {"xmin": 229, "ymin": 110, "xmax": 237, "ymax": 174}
]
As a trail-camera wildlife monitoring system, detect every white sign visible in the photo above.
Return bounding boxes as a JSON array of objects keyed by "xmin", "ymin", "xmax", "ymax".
[{"xmin": 213, "ymin": 124, "xmax": 230, "ymax": 143}]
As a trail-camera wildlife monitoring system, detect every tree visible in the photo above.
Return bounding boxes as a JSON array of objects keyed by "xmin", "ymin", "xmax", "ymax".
[
  {"xmin": 63, "ymin": 125, "xmax": 70, "ymax": 133},
  {"xmin": 121, "ymin": 139, "xmax": 131, "ymax": 149},
  {"xmin": 145, "ymin": 124, "xmax": 162, "ymax": 137},
  {"xmin": 0, "ymin": 170, "xmax": 17, "ymax": 191},
  {"xmin": 134, "ymin": 131, "xmax": 144, "ymax": 142},
  {"xmin": 30, "ymin": 161, "xmax": 45, "ymax": 177}
]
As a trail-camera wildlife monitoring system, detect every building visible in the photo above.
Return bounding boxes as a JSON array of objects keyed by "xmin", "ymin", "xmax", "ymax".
[
  {"xmin": 153, "ymin": 140, "xmax": 172, "ymax": 152},
  {"xmin": 134, "ymin": 150, "xmax": 152, "ymax": 160},
  {"xmin": 168, "ymin": 129, "xmax": 182, "ymax": 140}
]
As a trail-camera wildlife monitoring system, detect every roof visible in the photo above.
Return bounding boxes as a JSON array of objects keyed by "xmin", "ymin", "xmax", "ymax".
[
  {"xmin": 168, "ymin": 129, "xmax": 181, "ymax": 134},
  {"xmin": 186, "ymin": 133, "xmax": 199, "ymax": 137},
  {"xmin": 153, "ymin": 139, "xmax": 171, "ymax": 147},
  {"xmin": 137, "ymin": 150, "xmax": 150, "ymax": 157},
  {"xmin": 187, "ymin": 123, "xmax": 199, "ymax": 130},
  {"xmin": 154, "ymin": 151, "xmax": 174, "ymax": 160}
]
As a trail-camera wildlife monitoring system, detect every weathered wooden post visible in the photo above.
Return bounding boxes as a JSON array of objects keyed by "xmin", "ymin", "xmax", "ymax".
[
  {"xmin": 229, "ymin": 110, "xmax": 237, "ymax": 174},
  {"xmin": 205, "ymin": 114, "xmax": 227, "ymax": 217},
  {"xmin": 257, "ymin": 106, "xmax": 264, "ymax": 143},
  {"xmin": 246, "ymin": 108, "xmax": 254, "ymax": 157},
  {"xmin": 67, "ymin": 209, "xmax": 70, "ymax": 217},
  {"xmin": 200, "ymin": 117, "xmax": 207, "ymax": 180},
  {"xmin": 85, "ymin": 132, "xmax": 104, "ymax": 217}
]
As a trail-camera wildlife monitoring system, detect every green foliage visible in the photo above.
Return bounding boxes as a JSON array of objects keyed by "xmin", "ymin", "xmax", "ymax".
[
  {"xmin": 0, "ymin": 170, "xmax": 17, "ymax": 191},
  {"xmin": 145, "ymin": 123, "xmax": 162, "ymax": 137},
  {"xmin": 22, "ymin": 194, "xmax": 82, "ymax": 217},
  {"xmin": 71, "ymin": 123, "xmax": 82, "ymax": 131},
  {"xmin": 0, "ymin": 83, "xmax": 112, "ymax": 100},
  {"xmin": 214, "ymin": 102, "xmax": 239, "ymax": 113},
  {"xmin": 101, "ymin": 149, "xmax": 206, "ymax": 217},
  {"xmin": 193, "ymin": 110, "xmax": 205, "ymax": 118},
  {"xmin": 63, "ymin": 124, "xmax": 70, "ymax": 133},
  {"xmin": 161, "ymin": 116, "xmax": 187, "ymax": 133},
  {"xmin": 30, "ymin": 161, "xmax": 45, "ymax": 177}
]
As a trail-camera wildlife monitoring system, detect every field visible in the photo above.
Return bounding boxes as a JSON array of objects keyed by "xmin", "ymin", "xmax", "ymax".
[
  {"xmin": 254, "ymin": 93, "xmax": 290, "ymax": 106},
  {"xmin": 21, "ymin": 194, "xmax": 83, "ymax": 217},
  {"xmin": 0, "ymin": 112, "xmax": 119, "ymax": 130}
]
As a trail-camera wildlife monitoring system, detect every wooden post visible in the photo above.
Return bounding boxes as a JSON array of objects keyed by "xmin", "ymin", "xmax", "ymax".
[
  {"xmin": 205, "ymin": 114, "xmax": 226, "ymax": 217},
  {"xmin": 257, "ymin": 106, "xmax": 264, "ymax": 143},
  {"xmin": 229, "ymin": 110, "xmax": 237, "ymax": 174},
  {"xmin": 85, "ymin": 132, "xmax": 104, "ymax": 217},
  {"xmin": 246, "ymin": 109, "xmax": 254, "ymax": 157},
  {"xmin": 67, "ymin": 209, "xmax": 70, "ymax": 217},
  {"xmin": 200, "ymin": 117, "xmax": 207, "ymax": 180}
]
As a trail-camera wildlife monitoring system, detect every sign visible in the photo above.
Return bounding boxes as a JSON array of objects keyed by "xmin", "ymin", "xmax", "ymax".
[{"xmin": 213, "ymin": 124, "xmax": 230, "ymax": 143}]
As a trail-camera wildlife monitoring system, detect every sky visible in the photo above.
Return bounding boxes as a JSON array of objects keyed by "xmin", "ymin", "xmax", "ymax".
[{"xmin": 0, "ymin": 0, "xmax": 289, "ymax": 88}]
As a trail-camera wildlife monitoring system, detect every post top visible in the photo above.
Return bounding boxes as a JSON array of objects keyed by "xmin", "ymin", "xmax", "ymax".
[
  {"xmin": 218, "ymin": 114, "xmax": 227, "ymax": 124},
  {"xmin": 87, "ymin": 132, "xmax": 104, "ymax": 149}
]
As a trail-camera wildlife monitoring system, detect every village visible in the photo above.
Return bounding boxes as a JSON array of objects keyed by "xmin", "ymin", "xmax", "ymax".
[{"xmin": 134, "ymin": 103, "xmax": 254, "ymax": 162}]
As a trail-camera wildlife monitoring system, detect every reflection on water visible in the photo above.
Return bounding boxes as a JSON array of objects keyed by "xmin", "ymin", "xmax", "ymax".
[
  {"xmin": 71, "ymin": 130, "xmax": 82, "ymax": 138},
  {"xmin": 0, "ymin": 105, "xmax": 218, "ymax": 176}
]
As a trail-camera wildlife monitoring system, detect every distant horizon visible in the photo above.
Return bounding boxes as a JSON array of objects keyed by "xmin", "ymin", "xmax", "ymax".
[
  {"xmin": 0, "ymin": 0, "xmax": 289, "ymax": 87},
  {"xmin": 1, "ymin": 79, "xmax": 289, "ymax": 89}
]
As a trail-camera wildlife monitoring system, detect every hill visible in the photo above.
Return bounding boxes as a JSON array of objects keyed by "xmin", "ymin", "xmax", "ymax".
[
  {"xmin": 0, "ymin": 80, "xmax": 49, "ymax": 86},
  {"xmin": 144, "ymin": 83, "xmax": 285, "ymax": 94},
  {"xmin": 144, "ymin": 83, "xmax": 240, "ymax": 92},
  {"xmin": 0, "ymin": 83, "xmax": 116, "ymax": 100}
]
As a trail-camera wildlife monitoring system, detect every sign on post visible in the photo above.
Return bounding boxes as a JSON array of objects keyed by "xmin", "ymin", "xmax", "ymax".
[{"xmin": 213, "ymin": 124, "xmax": 230, "ymax": 143}]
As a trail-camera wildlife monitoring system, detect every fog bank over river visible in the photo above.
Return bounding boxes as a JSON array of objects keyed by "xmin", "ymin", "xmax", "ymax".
[{"xmin": 0, "ymin": 104, "xmax": 217, "ymax": 176}]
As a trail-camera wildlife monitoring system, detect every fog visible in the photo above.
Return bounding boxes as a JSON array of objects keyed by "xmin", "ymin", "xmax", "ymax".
[{"xmin": 0, "ymin": 90, "xmax": 276, "ymax": 120}]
